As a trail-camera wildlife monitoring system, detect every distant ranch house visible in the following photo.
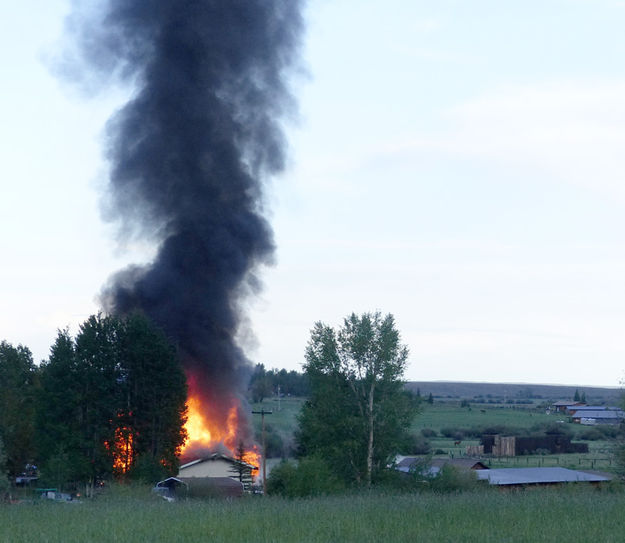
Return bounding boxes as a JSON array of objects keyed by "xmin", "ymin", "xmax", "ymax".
[{"xmin": 552, "ymin": 401, "xmax": 584, "ymax": 413}]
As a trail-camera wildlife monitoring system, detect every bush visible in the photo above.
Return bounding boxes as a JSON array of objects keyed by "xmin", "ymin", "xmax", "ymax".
[
  {"xmin": 531, "ymin": 422, "xmax": 574, "ymax": 438},
  {"xmin": 440, "ymin": 428, "xmax": 465, "ymax": 440},
  {"xmin": 428, "ymin": 465, "xmax": 479, "ymax": 493},
  {"xmin": 579, "ymin": 428, "xmax": 603, "ymax": 441},
  {"xmin": 405, "ymin": 434, "xmax": 431, "ymax": 455},
  {"xmin": 421, "ymin": 428, "xmax": 437, "ymax": 438},
  {"xmin": 266, "ymin": 456, "xmax": 344, "ymax": 498}
]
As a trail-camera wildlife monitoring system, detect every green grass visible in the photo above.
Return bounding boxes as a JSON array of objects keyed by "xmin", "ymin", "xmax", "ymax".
[
  {"xmin": 250, "ymin": 396, "xmax": 305, "ymax": 436},
  {"xmin": 413, "ymin": 403, "xmax": 553, "ymax": 432},
  {"xmin": 3, "ymin": 486, "xmax": 625, "ymax": 542}
]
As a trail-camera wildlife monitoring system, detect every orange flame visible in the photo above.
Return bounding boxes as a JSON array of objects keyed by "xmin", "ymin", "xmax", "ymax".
[
  {"xmin": 107, "ymin": 424, "xmax": 134, "ymax": 475},
  {"xmin": 180, "ymin": 389, "xmax": 259, "ymax": 474}
]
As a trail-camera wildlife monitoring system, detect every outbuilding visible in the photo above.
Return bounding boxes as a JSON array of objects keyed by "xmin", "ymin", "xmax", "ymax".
[{"xmin": 476, "ymin": 467, "xmax": 610, "ymax": 487}]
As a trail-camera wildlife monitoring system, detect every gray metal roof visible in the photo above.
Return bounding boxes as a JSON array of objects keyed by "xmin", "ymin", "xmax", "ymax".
[
  {"xmin": 476, "ymin": 467, "xmax": 610, "ymax": 485},
  {"xmin": 571, "ymin": 410, "xmax": 623, "ymax": 419},
  {"xmin": 569, "ymin": 405, "xmax": 608, "ymax": 411}
]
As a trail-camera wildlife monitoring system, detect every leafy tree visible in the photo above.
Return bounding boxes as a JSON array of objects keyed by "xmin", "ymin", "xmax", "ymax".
[
  {"xmin": 297, "ymin": 312, "xmax": 415, "ymax": 486},
  {"xmin": 0, "ymin": 341, "xmax": 37, "ymax": 477},
  {"xmin": 266, "ymin": 456, "xmax": 343, "ymax": 498},
  {"xmin": 249, "ymin": 364, "xmax": 273, "ymax": 403}
]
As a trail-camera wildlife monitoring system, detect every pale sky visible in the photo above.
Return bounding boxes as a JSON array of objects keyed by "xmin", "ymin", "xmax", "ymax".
[{"xmin": 2, "ymin": 1, "xmax": 625, "ymax": 387}]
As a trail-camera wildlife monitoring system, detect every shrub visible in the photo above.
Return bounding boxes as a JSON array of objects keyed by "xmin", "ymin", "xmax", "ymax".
[
  {"xmin": 440, "ymin": 428, "xmax": 465, "ymax": 440},
  {"xmin": 266, "ymin": 456, "xmax": 344, "ymax": 498},
  {"xmin": 420, "ymin": 428, "xmax": 437, "ymax": 438},
  {"xmin": 428, "ymin": 465, "xmax": 479, "ymax": 493},
  {"xmin": 404, "ymin": 434, "xmax": 431, "ymax": 455},
  {"xmin": 579, "ymin": 428, "xmax": 603, "ymax": 441}
]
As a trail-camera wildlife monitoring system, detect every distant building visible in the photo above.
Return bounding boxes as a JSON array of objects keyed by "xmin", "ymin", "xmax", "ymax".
[
  {"xmin": 396, "ymin": 457, "xmax": 488, "ymax": 476},
  {"xmin": 154, "ymin": 476, "xmax": 243, "ymax": 500},
  {"xmin": 553, "ymin": 401, "xmax": 584, "ymax": 413},
  {"xmin": 476, "ymin": 467, "xmax": 610, "ymax": 487},
  {"xmin": 179, "ymin": 453, "xmax": 255, "ymax": 479},
  {"xmin": 570, "ymin": 410, "xmax": 624, "ymax": 425},
  {"xmin": 178, "ymin": 453, "xmax": 256, "ymax": 492}
]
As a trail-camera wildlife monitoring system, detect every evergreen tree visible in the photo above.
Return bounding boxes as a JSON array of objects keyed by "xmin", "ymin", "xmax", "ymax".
[
  {"xmin": 0, "ymin": 341, "xmax": 37, "ymax": 477},
  {"xmin": 35, "ymin": 313, "xmax": 188, "ymax": 488},
  {"xmin": 36, "ymin": 329, "xmax": 91, "ymax": 486},
  {"xmin": 0, "ymin": 436, "xmax": 9, "ymax": 498},
  {"xmin": 120, "ymin": 312, "xmax": 187, "ymax": 479},
  {"xmin": 229, "ymin": 441, "xmax": 254, "ymax": 491}
]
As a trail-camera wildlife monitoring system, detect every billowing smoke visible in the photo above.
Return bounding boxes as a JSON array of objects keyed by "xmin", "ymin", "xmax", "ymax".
[{"xmin": 68, "ymin": 1, "xmax": 304, "ymax": 449}]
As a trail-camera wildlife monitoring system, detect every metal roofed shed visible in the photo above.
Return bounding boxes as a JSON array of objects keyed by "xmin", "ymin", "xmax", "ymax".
[
  {"xmin": 570, "ymin": 410, "xmax": 624, "ymax": 425},
  {"xmin": 476, "ymin": 467, "xmax": 611, "ymax": 486}
]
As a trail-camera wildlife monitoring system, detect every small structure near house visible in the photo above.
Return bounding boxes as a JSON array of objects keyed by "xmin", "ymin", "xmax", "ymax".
[
  {"xmin": 154, "ymin": 477, "xmax": 189, "ymax": 501},
  {"xmin": 476, "ymin": 467, "xmax": 610, "ymax": 487},
  {"xmin": 154, "ymin": 475, "xmax": 244, "ymax": 500}
]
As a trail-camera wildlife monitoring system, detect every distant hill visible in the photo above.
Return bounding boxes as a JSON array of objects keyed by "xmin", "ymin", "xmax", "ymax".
[{"xmin": 407, "ymin": 381, "xmax": 622, "ymax": 405}]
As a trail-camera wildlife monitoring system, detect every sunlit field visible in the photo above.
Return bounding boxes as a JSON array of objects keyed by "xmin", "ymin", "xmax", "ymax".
[{"xmin": 2, "ymin": 486, "xmax": 625, "ymax": 542}]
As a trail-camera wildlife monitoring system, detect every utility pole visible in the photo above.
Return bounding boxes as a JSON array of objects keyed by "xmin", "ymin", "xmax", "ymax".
[{"xmin": 252, "ymin": 408, "xmax": 272, "ymax": 494}]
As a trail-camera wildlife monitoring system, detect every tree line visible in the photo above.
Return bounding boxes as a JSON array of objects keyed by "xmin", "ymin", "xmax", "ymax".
[
  {"xmin": 248, "ymin": 364, "xmax": 310, "ymax": 403},
  {"xmin": 1, "ymin": 309, "xmax": 420, "ymax": 497},
  {"xmin": 0, "ymin": 313, "xmax": 187, "ymax": 494}
]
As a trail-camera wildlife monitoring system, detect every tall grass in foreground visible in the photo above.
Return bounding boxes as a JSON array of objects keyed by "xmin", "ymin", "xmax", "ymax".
[{"xmin": 2, "ymin": 485, "xmax": 625, "ymax": 542}]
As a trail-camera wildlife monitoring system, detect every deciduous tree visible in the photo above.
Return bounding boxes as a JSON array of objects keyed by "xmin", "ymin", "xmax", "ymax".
[{"xmin": 297, "ymin": 312, "xmax": 415, "ymax": 486}]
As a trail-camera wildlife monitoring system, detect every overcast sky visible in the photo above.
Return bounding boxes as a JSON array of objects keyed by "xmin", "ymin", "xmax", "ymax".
[{"xmin": 2, "ymin": 1, "xmax": 625, "ymax": 387}]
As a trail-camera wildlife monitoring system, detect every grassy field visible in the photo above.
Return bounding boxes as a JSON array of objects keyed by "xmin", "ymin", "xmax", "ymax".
[
  {"xmin": 249, "ymin": 397, "xmax": 620, "ymax": 472},
  {"xmin": 3, "ymin": 486, "xmax": 625, "ymax": 542},
  {"xmin": 413, "ymin": 402, "xmax": 553, "ymax": 431},
  {"xmin": 250, "ymin": 396, "xmax": 305, "ymax": 436}
]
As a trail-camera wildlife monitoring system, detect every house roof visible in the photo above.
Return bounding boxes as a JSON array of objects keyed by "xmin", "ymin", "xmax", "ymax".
[
  {"xmin": 568, "ymin": 405, "xmax": 608, "ymax": 411},
  {"xmin": 180, "ymin": 453, "xmax": 255, "ymax": 471},
  {"xmin": 396, "ymin": 457, "xmax": 488, "ymax": 475},
  {"xmin": 476, "ymin": 467, "xmax": 610, "ymax": 486},
  {"xmin": 571, "ymin": 410, "xmax": 623, "ymax": 419},
  {"xmin": 553, "ymin": 401, "xmax": 584, "ymax": 406},
  {"xmin": 430, "ymin": 458, "xmax": 488, "ymax": 470}
]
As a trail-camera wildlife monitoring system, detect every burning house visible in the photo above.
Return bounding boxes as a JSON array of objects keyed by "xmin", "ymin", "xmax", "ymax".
[{"xmin": 69, "ymin": 1, "xmax": 305, "ymax": 469}]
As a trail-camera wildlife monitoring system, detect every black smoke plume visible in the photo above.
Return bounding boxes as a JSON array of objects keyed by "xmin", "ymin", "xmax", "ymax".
[{"xmin": 68, "ymin": 1, "xmax": 304, "ymax": 445}]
